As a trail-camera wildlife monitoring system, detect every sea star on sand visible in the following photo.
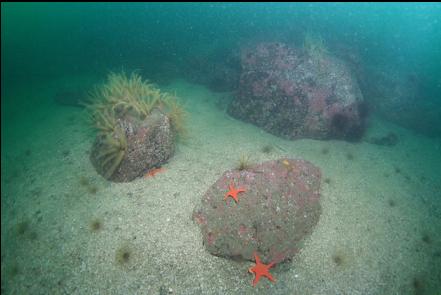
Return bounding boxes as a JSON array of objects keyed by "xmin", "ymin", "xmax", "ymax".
[
  {"xmin": 144, "ymin": 167, "xmax": 166, "ymax": 178},
  {"xmin": 248, "ymin": 252, "xmax": 276, "ymax": 287}
]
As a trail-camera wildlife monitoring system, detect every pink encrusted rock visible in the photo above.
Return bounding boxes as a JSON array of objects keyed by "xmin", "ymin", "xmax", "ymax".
[
  {"xmin": 193, "ymin": 159, "xmax": 321, "ymax": 264},
  {"xmin": 228, "ymin": 42, "xmax": 366, "ymax": 141}
]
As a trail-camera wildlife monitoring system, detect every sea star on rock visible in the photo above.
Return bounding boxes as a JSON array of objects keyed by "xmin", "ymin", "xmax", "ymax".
[
  {"xmin": 224, "ymin": 182, "xmax": 246, "ymax": 204},
  {"xmin": 248, "ymin": 252, "xmax": 276, "ymax": 287}
]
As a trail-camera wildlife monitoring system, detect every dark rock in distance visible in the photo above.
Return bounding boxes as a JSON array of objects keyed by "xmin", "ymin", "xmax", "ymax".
[
  {"xmin": 228, "ymin": 42, "xmax": 366, "ymax": 141},
  {"xmin": 367, "ymin": 132, "xmax": 399, "ymax": 146},
  {"xmin": 360, "ymin": 65, "xmax": 441, "ymax": 138},
  {"xmin": 54, "ymin": 89, "xmax": 88, "ymax": 107}
]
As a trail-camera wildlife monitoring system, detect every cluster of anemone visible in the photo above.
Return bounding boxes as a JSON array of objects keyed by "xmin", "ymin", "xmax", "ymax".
[
  {"xmin": 86, "ymin": 72, "xmax": 186, "ymax": 179},
  {"xmin": 93, "ymin": 128, "xmax": 128, "ymax": 179},
  {"xmin": 236, "ymin": 154, "xmax": 252, "ymax": 171}
]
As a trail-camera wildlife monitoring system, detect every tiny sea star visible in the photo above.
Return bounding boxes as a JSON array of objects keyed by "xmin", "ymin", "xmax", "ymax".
[
  {"xmin": 144, "ymin": 167, "xmax": 166, "ymax": 178},
  {"xmin": 224, "ymin": 182, "xmax": 246, "ymax": 204},
  {"xmin": 248, "ymin": 252, "xmax": 276, "ymax": 287}
]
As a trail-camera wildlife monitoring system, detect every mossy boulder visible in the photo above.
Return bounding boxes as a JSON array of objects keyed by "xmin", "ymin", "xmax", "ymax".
[
  {"xmin": 193, "ymin": 158, "xmax": 321, "ymax": 264},
  {"xmin": 87, "ymin": 72, "xmax": 185, "ymax": 182},
  {"xmin": 90, "ymin": 109, "xmax": 174, "ymax": 182}
]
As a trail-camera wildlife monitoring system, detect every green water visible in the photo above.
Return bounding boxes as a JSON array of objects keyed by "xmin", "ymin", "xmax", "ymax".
[{"xmin": 2, "ymin": 3, "xmax": 441, "ymax": 295}]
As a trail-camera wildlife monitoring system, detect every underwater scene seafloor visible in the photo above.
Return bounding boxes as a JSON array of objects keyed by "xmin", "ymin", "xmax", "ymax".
[{"xmin": 1, "ymin": 3, "xmax": 441, "ymax": 295}]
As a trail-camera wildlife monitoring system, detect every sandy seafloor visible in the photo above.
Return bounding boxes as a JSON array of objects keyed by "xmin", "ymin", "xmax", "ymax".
[{"xmin": 1, "ymin": 75, "xmax": 441, "ymax": 295}]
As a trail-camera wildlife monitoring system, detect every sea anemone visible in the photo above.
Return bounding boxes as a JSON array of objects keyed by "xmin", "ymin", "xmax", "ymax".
[
  {"xmin": 236, "ymin": 154, "xmax": 252, "ymax": 171},
  {"xmin": 86, "ymin": 72, "xmax": 186, "ymax": 179}
]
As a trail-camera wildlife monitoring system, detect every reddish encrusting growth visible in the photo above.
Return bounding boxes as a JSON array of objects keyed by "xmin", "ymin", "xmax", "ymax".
[
  {"xmin": 228, "ymin": 42, "xmax": 365, "ymax": 140},
  {"xmin": 193, "ymin": 159, "xmax": 321, "ymax": 264}
]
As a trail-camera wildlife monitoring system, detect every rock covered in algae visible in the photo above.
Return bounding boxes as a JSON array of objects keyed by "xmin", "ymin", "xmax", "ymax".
[
  {"xmin": 90, "ymin": 109, "xmax": 174, "ymax": 182},
  {"xmin": 193, "ymin": 158, "xmax": 321, "ymax": 264},
  {"xmin": 87, "ymin": 72, "xmax": 185, "ymax": 182}
]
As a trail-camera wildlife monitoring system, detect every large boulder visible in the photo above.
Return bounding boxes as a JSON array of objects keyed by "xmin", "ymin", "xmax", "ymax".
[
  {"xmin": 193, "ymin": 158, "xmax": 321, "ymax": 264},
  {"xmin": 228, "ymin": 42, "xmax": 366, "ymax": 141}
]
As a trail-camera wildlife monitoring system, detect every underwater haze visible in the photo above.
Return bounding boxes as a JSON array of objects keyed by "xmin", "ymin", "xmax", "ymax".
[{"xmin": 2, "ymin": 3, "xmax": 441, "ymax": 295}]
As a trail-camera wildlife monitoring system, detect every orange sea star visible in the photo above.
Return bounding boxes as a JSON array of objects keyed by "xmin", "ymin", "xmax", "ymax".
[
  {"xmin": 144, "ymin": 167, "xmax": 166, "ymax": 178},
  {"xmin": 248, "ymin": 252, "xmax": 276, "ymax": 287},
  {"xmin": 224, "ymin": 182, "xmax": 246, "ymax": 204}
]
